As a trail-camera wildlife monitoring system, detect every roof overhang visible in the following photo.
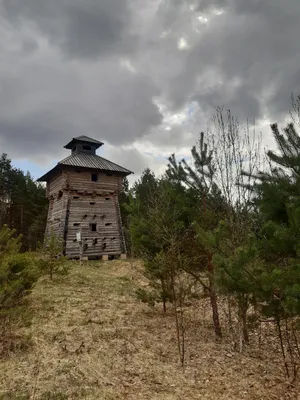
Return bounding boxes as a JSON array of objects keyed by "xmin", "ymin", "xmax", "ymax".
[
  {"xmin": 36, "ymin": 164, "xmax": 133, "ymax": 182},
  {"xmin": 64, "ymin": 137, "xmax": 104, "ymax": 150},
  {"xmin": 36, "ymin": 165, "xmax": 61, "ymax": 182}
]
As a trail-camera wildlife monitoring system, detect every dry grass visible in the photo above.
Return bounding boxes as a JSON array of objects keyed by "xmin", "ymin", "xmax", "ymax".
[{"xmin": 0, "ymin": 259, "xmax": 299, "ymax": 399}]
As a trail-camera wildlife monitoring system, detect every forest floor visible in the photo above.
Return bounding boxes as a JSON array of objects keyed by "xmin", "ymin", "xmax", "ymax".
[{"xmin": 0, "ymin": 259, "xmax": 299, "ymax": 400}]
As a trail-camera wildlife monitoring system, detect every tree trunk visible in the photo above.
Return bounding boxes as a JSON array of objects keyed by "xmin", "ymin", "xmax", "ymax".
[
  {"xmin": 161, "ymin": 278, "xmax": 167, "ymax": 313},
  {"xmin": 207, "ymin": 254, "xmax": 222, "ymax": 339},
  {"xmin": 227, "ymin": 295, "xmax": 233, "ymax": 332},
  {"xmin": 239, "ymin": 295, "xmax": 249, "ymax": 345},
  {"xmin": 162, "ymin": 298, "xmax": 167, "ymax": 313},
  {"xmin": 241, "ymin": 308, "xmax": 249, "ymax": 345}
]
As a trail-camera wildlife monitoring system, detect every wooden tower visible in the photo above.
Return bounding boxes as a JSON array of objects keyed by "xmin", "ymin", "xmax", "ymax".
[{"xmin": 37, "ymin": 136, "xmax": 133, "ymax": 260}]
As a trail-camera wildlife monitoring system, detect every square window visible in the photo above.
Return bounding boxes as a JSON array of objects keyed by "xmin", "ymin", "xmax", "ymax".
[
  {"xmin": 90, "ymin": 223, "xmax": 97, "ymax": 232},
  {"xmin": 91, "ymin": 173, "xmax": 98, "ymax": 182}
]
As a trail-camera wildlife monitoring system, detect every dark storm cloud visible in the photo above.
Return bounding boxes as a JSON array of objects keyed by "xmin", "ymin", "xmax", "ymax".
[
  {"xmin": 0, "ymin": 0, "xmax": 300, "ymax": 169},
  {"xmin": 1, "ymin": 0, "xmax": 136, "ymax": 59},
  {"xmin": 0, "ymin": 56, "xmax": 162, "ymax": 155}
]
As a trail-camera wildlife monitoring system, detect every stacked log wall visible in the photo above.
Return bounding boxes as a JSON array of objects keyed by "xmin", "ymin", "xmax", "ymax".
[
  {"xmin": 64, "ymin": 169, "xmax": 123, "ymax": 194},
  {"xmin": 65, "ymin": 193, "xmax": 123, "ymax": 258},
  {"xmin": 45, "ymin": 168, "xmax": 125, "ymax": 258},
  {"xmin": 47, "ymin": 170, "xmax": 65, "ymax": 197},
  {"xmin": 45, "ymin": 171, "xmax": 67, "ymax": 239}
]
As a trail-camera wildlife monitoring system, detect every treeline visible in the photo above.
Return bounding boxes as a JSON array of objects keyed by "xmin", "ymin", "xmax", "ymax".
[
  {"xmin": 0, "ymin": 156, "xmax": 49, "ymax": 353},
  {"xmin": 121, "ymin": 96, "xmax": 300, "ymax": 379},
  {"xmin": 0, "ymin": 154, "xmax": 48, "ymax": 250}
]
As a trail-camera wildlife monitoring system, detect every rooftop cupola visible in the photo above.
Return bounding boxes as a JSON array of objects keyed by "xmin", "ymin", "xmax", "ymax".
[{"xmin": 64, "ymin": 135, "xmax": 104, "ymax": 155}]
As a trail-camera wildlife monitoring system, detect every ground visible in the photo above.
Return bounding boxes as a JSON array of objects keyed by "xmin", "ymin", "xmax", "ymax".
[{"xmin": 0, "ymin": 260, "xmax": 299, "ymax": 399}]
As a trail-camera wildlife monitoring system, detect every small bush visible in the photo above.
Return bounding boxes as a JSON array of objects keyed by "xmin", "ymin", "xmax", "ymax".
[
  {"xmin": 135, "ymin": 288, "xmax": 157, "ymax": 307},
  {"xmin": 38, "ymin": 258, "xmax": 70, "ymax": 281},
  {"xmin": 38, "ymin": 230, "xmax": 70, "ymax": 280},
  {"xmin": 0, "ymin": 225, "xmax": 41, "ymax": 357},
  {"xmin": 0, "ymin": 253, "xmax": 40, "ymax": 316}
]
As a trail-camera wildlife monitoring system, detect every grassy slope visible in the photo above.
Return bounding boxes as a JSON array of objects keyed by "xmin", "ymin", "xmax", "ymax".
[{"xmin": 0, "ymin": 260, "xmax": 297, "ymax": 400}]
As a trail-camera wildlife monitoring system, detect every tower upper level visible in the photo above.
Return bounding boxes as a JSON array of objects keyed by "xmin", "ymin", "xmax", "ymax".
[
  {"xmin": 37, "ymin": 135, "xmax": 132, "ymax": 183},
  {"xmin": 64, "ymin": 135, "xmax": 104, "ymax": 155}
]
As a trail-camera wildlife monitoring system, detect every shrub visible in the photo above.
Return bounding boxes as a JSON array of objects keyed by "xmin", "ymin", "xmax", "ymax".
[
  {"xmin": 135, "ymin": 288, "xmax": 157, "ymax": 307},
  {"xmin": 0, "ymin": 225, "xmax": 40, "ymax": 356},
  {"xmin": 38, "ymin": 230, "xmax": 70, "ymax": 280}
]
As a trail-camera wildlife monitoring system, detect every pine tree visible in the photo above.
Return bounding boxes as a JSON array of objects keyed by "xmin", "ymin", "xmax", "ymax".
[
  {"xmin": 167, "ymin": 132, "xmax": 224, "ymax": 338},
  {"xmin": 119, "ymin": 177, "xmax": 132, "ymax": 254},
  {"xmin": 0, "ymin": 225, "xmax": 40, "ymax": 330},
  {"xmin": 0, "ymin": 153, "xmax": 48, "ymax": 250},
  {"xmin": 39, "ymin": 229, "xmax": 68, "ymax": 280}
]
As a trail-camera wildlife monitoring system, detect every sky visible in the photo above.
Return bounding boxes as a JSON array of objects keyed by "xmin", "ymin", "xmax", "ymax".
[{"xmin": 0, "ymin": 0, "xmax": 300, "ymax": 183}]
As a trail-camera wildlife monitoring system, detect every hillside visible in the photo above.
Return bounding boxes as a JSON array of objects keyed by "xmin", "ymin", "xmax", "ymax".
[{"xmin": 0, "ymin": 260, "xmax": 297, "ymax": 400}]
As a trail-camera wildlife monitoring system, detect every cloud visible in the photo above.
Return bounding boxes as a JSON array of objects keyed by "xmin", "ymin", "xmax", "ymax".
[
  {"xmin": 1, "ymin": 0, "xmax": 136, "ymax": 59},
  {"xmin": 0, "ymin": 35, "xmax": 162, "ymax": 156},
  {"xmin": 154, "ymin": 0, "xmax": 300, "ymax": 122},
  {"xmin": 0, "ymin": 0, "xmax": 300, "ymax": 179}
]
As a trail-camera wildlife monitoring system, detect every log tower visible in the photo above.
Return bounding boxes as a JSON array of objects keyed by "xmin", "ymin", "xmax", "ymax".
[{"xmin": 37, "ymin": 136, "xmax": 133, "ymax": 260}]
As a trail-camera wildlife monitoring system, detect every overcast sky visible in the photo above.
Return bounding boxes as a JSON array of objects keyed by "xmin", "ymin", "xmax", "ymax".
[{"xmin": 0, "ymin": 0, "xmax": 299, "ymax": 182}]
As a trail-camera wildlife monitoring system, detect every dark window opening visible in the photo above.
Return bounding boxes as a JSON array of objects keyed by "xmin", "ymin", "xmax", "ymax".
[
  {"xmin": 105, "ymin": 223, "xmax": 112, "ymax": 226},
  {"xmin": 105, "ymin": 197, "xmax": 110, "ymax": 201},
  {"xmin": 58, "ymin": 191, "xmax": 63, "ymax": 199},
  {"xmin": 91, "ymin": 173, "xmax": 98, "ymax": 182},
  {"xmin": 90, "ymin": 202, "xmax": 95, "ymax": 205},
  {"xmin": 83, "ymin": 145, "xmax": 91, "ymax": 150},
  {"xmin": 90, "ymin": 223, "xmax": 97, "ymax": 232},
  {"xmin": 73, "ymin": 223, "xmax": 80, "ymax": 227}
]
